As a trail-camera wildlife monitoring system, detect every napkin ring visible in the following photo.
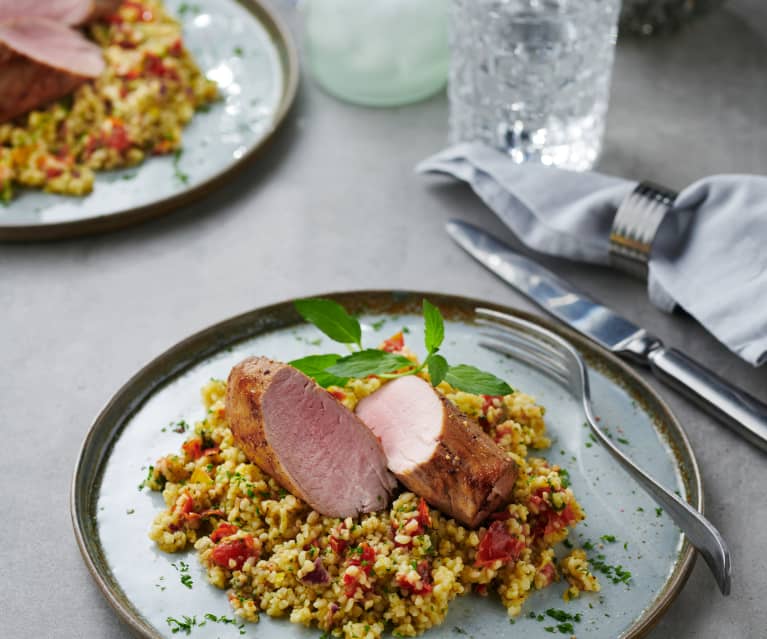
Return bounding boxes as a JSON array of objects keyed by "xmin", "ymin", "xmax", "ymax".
[{"xmin": 609, "ymin": 181, "xmax": 678, "ymax": 279}]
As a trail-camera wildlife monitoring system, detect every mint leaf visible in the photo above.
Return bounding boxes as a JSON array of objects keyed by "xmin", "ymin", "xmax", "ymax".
[
  {"xmin": 289, "ymin": 354, "xmax": 348, "ymax": 388},
  {"xmin": 422, "ymin": 299, "xmax": 444, "ymax": 354},
  {"xmin": 444, "ymin": 364, "xmax": 512, "ymax": 395},
  {"xmin": 294, "ymin": 298, "xmax": 361, "ymax": 346},
  {"xmin": 426, "ymin": 353, "xmax": 448, "ymax": 387},
  {"xmin": 327, "ymin": 349, "xmax": 413, "ymax": 378}
]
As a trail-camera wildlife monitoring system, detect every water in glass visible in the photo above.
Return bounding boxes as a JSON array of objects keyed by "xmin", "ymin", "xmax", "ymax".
[{"xmin": 448, "ymin": 0, "xmax": 621, "ymax": 170}]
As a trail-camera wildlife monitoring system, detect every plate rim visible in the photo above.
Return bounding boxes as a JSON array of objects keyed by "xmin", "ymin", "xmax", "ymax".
[
  {"xmin": 71, "ymin": 289, "xmax": 701, "ymax": 639},
  {"xmin": 0, "ymin": 0, "xmax": 299, "ymax": 242}
]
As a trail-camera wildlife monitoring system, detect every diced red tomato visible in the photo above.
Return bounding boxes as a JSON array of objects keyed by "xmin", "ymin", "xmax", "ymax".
[
  {"xmin": 199, "ymin": 509, "xmax": 227, "ymax": 519},
  {"xmin": 381, "ymin": 331, "xmax": 405, "ymax": 353},
  {"xmin": 106, "ymin": 121, "xmax": 131, "ymax": 152},
  {"xmin": 178, "ymin": 492, "xmax": 195, "ymax": 514},
  {"xmin": 537, "ymin": 562, "xmax": 557, "ymax": 587},
  {"xmin": 541, "ymin": 502, "xmax": 578, "ymax": 536},
  {"xmin": 45, "ymin": 167, "xmax": 63, "ymax": 179},
  {"xmin": 120, "ymin": 68, "xmax": 141, "ymax": 80},
  {"xmin": 396, "ymin": 560, "xmax": 433, "ymax": 595},
  {"xmin": 329, "ymin": 389, "xmax": 346, "ymax": 401},
  {"xmin": 168, "ymin": 38, "xmax": 183, "ymax": 57},
  {"xmin": 416, "ymin": 497, "xmax": 432, "ymax": 528},
  {"xmin": 475, "ymin": 521, "xmax": 525, "ymax": 568},
  {"xmin": 489, "ymin": 510, "xmax": 512, "ymax": 521},
  {"xmin": 342, "ymin": 571, "xmax": 358, "ymax": 597},
  {"xmin": 528, "ymin": 487, "xmax": 578, "ymax": 538},
  {"xmin": 348, "ymin": 543, "xmax": 375, "ymax": 575},
  {"xmin": 481, "ymin": 395, "xmax": 502, "ymax": 413},
  {"xmin": 144, "ymin": 53, "xmax": 179, "ymax": 80},
  {"xmin": 182, "ymin": 437, "xmax": 204, "ymax": 460},
  {"xmin": 210, "ymin": 535, "xmax": 258, "ymax": 570},
  {"xmin": 210, "ymin": 522, "xmax": 239, "ymax": 542},
  {"xmin": 329, "ymin": 536, "xmax": 347, "ymax": 555}
]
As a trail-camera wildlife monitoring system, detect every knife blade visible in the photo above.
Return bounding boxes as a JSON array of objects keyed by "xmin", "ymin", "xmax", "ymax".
[{"xmin": 447, "ymin": 219, "xmax": 767, "ymax": 452}]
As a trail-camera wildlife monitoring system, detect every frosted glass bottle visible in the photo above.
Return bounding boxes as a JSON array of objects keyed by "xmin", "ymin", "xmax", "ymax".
[{"xmin": 303, "ymin": 0, "xmax": 448, "ymax": 107}]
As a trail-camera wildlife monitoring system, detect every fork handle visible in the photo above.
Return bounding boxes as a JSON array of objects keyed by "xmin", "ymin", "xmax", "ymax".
[{"xmin": 648, "ymin": 346, "xmax": 767, "ymax": 453}]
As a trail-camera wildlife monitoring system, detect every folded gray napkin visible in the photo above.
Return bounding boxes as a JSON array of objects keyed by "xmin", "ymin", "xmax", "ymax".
[{"xmin": 417, "ymin": 142, "xmax": 767, "ymax": 366}]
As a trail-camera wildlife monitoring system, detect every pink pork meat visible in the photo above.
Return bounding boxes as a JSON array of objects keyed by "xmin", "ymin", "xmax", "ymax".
[
  {"xmin": 226, "ymin": 357, "xmax": 396, "ymax": 518},
  {"xmin": 355, "ymin": 375, "xmax": 518, "ymax": 528}
]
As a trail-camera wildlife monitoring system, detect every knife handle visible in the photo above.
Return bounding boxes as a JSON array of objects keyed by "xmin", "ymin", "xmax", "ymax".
[{"xmin": 648, "ymin": 347, "xmax": 767, "ymax": 453}]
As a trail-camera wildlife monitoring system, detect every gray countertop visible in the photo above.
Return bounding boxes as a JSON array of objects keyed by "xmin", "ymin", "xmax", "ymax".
[{"xmin": 2, "ymin": 1, "xmax": 766, "ymax": 637}]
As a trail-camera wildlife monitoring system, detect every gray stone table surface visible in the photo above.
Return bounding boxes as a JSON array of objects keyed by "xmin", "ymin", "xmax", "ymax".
[{"xmin": 2, "ymin": 1, "xmax": 766, "ymax": 637}]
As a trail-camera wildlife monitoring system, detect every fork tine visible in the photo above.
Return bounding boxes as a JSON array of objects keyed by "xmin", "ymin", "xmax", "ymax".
[
  {"xmin": 478, "ymin": 329, "xmax": 570, "ymax": 378},
  {"xmin": 480, "ymin": 338, "xmax": 569, "ymax": 387}
]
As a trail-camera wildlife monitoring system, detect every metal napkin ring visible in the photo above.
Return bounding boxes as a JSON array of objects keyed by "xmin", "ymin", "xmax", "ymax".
[{"xmin": 609, "ymin": 181, "xmax": 678, "ymax": 279}]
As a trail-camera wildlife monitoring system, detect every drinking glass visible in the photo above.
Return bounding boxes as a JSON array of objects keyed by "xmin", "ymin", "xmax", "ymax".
[
  {"xmin": 303, "ymin": 0, "xmax": 449, "ymax": 107},
  {"xmin": 448, "ymin": 0, "xmax": 622, "ymax": 171}
]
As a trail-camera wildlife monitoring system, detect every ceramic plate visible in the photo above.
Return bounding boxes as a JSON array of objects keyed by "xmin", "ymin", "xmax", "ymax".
[
  {"xmin": 72, "ymin": 291, "xmax": 700, "ymax": 639},
  {"xmin": 0, "ymin": 0, "xmax": 298, "ymax": 241}
]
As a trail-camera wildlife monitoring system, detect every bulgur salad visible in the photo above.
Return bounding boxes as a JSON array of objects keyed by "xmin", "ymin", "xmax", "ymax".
[
  {"xmin": 146, "ymin": 331, "xmax": 602, "ymax": 639},
  {"xmin": 0, "ymin": 0, "xmax": 217, "ymax": 201}
]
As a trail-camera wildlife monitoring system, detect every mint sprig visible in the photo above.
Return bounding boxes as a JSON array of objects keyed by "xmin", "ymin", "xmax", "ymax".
[
  {"xmin": 326, "ymin": 349, "xmax": 414, "ymax": 378},
  {"xmin": 290, "ymin": 298, "xmax": 513, "ymax": 396},
  {"xmin": 289, "ymin": 354, "xmax": 348, "ymax": 388},
  {"xmin": 294, "ymin": 298, "xmax": 362, "ymax": 348}
]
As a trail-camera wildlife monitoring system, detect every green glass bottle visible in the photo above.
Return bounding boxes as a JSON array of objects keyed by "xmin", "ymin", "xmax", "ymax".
[{"xmin": 303, "ymin": 0, "xmax": 449, "ymax": 107}]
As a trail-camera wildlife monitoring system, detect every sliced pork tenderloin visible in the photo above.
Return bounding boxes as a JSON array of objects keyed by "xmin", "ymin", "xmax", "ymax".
[
  {"xmin": 0, "ymin": 55, "xmax": 86, "ymax": 123},
  {"xmin": 0, "ymin": 0, "xmax": 121, "ymax": 25},
  {"xmin": 226, "ymin": 357, "xmax": 396, "ymax": 518},
  {"xmin": 0, "ymin": 19, "xmax": 104, "ymax": 77},
  {"xmin": 355, "ymin": 375, "xmax": 517, "ymax": 528}
]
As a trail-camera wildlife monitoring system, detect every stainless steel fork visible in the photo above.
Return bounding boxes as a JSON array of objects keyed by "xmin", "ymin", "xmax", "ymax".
[{"xmin": 475, "ymin": 307, "xmax": 732, "ymax": 595}]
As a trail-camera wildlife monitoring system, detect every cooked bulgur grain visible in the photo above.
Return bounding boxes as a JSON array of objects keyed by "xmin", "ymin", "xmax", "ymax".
[
  {"xmin": 0, "ymin": 0, "xmax": 217, "ymax": 201},
  {"xmin": 147, "ymin": 341, "xmax": 599, "ymax": 638}
]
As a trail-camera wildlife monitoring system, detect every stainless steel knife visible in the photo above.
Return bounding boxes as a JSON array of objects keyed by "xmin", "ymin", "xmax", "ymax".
[{"xmin": 447, "ymin": 219, "xmax": 767, "ymax": 452}]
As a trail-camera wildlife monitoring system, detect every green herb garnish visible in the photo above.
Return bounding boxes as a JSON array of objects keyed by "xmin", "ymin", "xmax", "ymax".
[
  {"xmin": 166, "ymin": 615, "xmax": 197, "ymax": 635},
  {"xmin": 290, "ymin": 298, "xmax": 512, "ymax": 396},
  {"xmin": 289, "ymin": 353, "xmax": 348, "ymax": 388},
  {"xmin": 173, "ymin": 149, "xmax": 189, "ymax": 184}
]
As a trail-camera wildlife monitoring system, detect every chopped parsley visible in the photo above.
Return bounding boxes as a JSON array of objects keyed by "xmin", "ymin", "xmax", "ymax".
[
  {"xmin": 233, "ymin": 46, "xmax": 244, "ymax": 56},
  {"xmin": 600, "ymin": 534, "xmax": 617, "ymax": 543},
  {"xmin": 590, "ymin": 554, "xmax": 633, "ymax": 585},
  {"xmin": 178, "ymin": 3, "xmax": 202, "ymax": 17},
  {"xmin": 617, "ymin": 437, "xmax": 630, "ymax": 445},
  {"xmin": 200, "ymin": 613, "xmax": 246, "ymax": 635},
  {"xmin": 452, "ymin": 627, "xmax": 467, "ymax": 635},
  {"xmin": 371, "ymin": 319, "xmax": 387, "ymax": 331},
  {"xmin": 172, "ymin": 561, "xmax": 193, "ymax": 589},
  {"xmin": 545, "ymin": 609, "xmax": 581, "ymax": 623},
  {"xmin": 172, "ymin": 420, "xmax": 190, "ymax": 433},
  {"xmin": 138, "ymin": 465, "xmax": 155, "ymax": 491},
  {"xmin": 173, "ymin": 149, "xmax": 189, "ymax": 184},
  {"xmin": 558, "ymin": 468, "xmax": 571, "ymax": 489},
  {"xmin": 166, "ymin": 615, "xmax": 197, "ymax": 635},
  {"xmin": 655, "ymin": 507, "xmax": 663, "ymax": 518}
]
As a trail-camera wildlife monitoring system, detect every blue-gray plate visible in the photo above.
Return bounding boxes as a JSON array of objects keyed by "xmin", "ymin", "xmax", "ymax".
[
  {"xmin": 72, "ymin": 291, "xmax": 700, "ymax": 638},
  {"xmin": 0, "ymin": 0, "xmax": 298, "ymax": 241}
]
